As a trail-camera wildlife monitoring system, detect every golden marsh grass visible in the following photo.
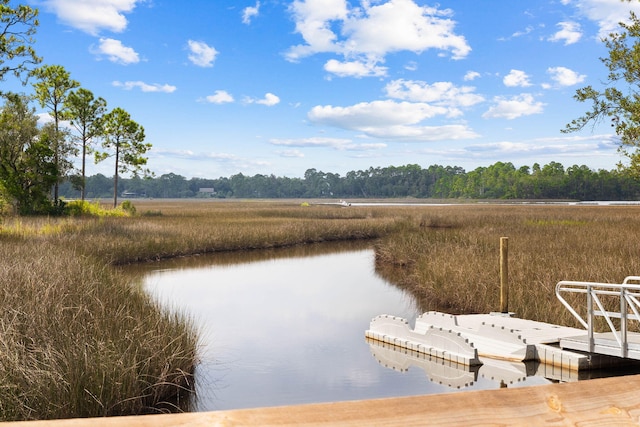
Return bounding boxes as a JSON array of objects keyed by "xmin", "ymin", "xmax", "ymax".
[{"xmin": 3, "ymin": 199, "xmax": 640, "ymax": 420}]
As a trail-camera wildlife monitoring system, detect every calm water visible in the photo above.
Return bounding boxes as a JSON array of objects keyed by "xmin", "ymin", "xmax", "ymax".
[{"xmin": 128, "ymin": 242, "xmax": 550, "ymax": 411}]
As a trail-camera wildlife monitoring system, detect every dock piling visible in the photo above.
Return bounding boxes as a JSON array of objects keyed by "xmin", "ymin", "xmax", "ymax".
[{"xmin": 500, "ymin": 237, "xmax": 509, "ymax": 313}]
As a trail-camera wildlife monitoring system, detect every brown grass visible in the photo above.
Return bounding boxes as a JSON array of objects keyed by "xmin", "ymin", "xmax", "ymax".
[
  {"xmin": 374, "ymin": 204, "xmax": 640, "ymax": 327},
  {"xmin": 4, "ymin": 199, "xmax": 640, "ymax": 420}
]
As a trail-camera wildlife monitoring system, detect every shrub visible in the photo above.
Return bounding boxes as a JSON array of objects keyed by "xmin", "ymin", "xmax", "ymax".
[
  {"xmin": 64, "ymin": 200, "xmax": 128, "ymax": 217},
  {"xmin": 120, "ymin": 200, "xmax": 136, "ymax": 215}
]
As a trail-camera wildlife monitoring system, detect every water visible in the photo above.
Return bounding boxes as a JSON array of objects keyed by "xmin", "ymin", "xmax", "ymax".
[{"xmin": 128, "ymin": 242, "xmax": 550, "ymax": 411}]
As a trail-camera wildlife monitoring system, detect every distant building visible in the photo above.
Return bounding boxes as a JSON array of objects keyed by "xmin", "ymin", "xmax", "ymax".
[
  {"xmin": 198, "ymin": 187, "xmax": 215, "ymax": 197},
  {"xmin": 121, "ymin": 191, "xmax": 146, "ymax": 198}
]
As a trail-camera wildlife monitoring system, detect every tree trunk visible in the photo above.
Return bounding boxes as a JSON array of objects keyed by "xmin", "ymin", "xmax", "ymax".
[{"xmin": 113, "ymin": 144, "xmax": 119, "ymax": 208}]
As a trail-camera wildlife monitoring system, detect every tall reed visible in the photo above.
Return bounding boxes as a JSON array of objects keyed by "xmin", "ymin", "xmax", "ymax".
[
  {"xmin": 0, "ymin": 200, "xmax": 403, "ymax": 420},
  {"xmin": 0, "ymin": 240, "xmax": 198, "ymax": 420},
  {"xmin": 375, "ymin": 204, "xmax": 640, "ymax": 327}
]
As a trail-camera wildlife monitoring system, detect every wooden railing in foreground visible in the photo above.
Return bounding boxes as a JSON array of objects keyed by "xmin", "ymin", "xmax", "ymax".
[{"xmin": 4, "ymin": 373, "xmax": 640, "ymax": 426}]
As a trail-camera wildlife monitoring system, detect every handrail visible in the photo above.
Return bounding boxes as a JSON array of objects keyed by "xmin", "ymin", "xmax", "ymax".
[{"xmin": 556, "ymin": 277, "xmax": 640, "ymax": 358}]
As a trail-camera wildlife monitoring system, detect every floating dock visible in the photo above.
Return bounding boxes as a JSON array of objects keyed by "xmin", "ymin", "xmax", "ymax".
[
  {"xmin": 365, "ymin": 311, "xmax": 615, "ymax": 372},
  {"xmin": 366, "ymin": 276, "xmax": 640, "ymax": 374}
]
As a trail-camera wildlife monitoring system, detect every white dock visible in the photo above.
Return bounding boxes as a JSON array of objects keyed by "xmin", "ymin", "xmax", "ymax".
[
  {"xmin": 365, "ymin": 311, "xmax": 626, "ymax": 372},
  {"xmin": 367, "ymin": 276, "xmax": 640, "ymax": 373}
]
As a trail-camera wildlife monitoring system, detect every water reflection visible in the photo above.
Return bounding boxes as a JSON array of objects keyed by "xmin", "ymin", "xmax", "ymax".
[{"xmin": 125, "ymin": 242, "xmax": 551, "ymax": 411}]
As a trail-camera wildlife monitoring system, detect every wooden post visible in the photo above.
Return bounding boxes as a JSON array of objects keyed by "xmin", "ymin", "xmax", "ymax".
[{"xmin": 500, "ymin": 237, "xmax": 509, "ymax": 313}]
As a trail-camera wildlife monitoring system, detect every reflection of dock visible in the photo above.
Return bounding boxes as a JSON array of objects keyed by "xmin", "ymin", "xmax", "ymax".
[{"xmin": 366, "ymin": 337, "xmax": 593, "ymax": 390}]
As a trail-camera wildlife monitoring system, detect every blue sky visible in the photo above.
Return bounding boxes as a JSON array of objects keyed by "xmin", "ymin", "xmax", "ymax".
[{"xmin": 20, "ymin": 0, "xmax": 640, "ymax": 178}]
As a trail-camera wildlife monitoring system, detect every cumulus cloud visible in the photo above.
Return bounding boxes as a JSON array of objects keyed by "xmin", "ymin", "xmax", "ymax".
[
  {"xmin": 308, "ymin": 99, "xmax": 479, "ymax": 141},
  {"xmin": 384, "ymin": 79, "xmax": 484, "ymax": 113},
  {"xmin": 571, "ymin": 0, "xmax": 640, "ymax": 39},
  {"xmin": 246, "ymin": 93, "xmax": 280, "ymax": 106},
  {"xmin": 203, "ymin": 90, "xmax": 234, "ymax": 104},
  {"xmin": 187, "ymin": 40, "xmax": 218, "ymax": 67},
  {"xmin": 112, "ymin": 81, "xmax": 176, "ymax": 93},
  {"xmin": 39, "ymin": 0, "xmax": 140, "ymax": 35},
  {"xmin": 286, "ymin": 0, "xmax": 470, "ymax": 78},
  {"xmin": 242, "ymin": 1, "xmax": 260, "ymax": 24},
  {"xmin": 464, "ymin": 71, "xmax": 480, "ymax": 81},
  {"xmin": 503, "ymin": 69, "xmax": 532, "ymax": 87},
  {"xmin": 545, "ymin": 66, "xmax": 586, "ymax": 87},
  {"xmin": 548, "ymin": 21, "xmax": 582, "ymax": 45},
  {"xmin": 324, "ymin": 59, "xmax": 387, "ymax": 78},
  {"xmin": 91, "ymin": 38, "xmax": 139, "ymax": 64},
  {"xmin": 482, "ymin": 94, "xmax": 545, "ymax": 120}
]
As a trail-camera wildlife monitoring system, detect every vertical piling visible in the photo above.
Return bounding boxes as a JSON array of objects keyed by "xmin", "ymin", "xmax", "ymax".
[{"xmin": 500, "ymin": 237, "xmax": 509, "ymax": 313}]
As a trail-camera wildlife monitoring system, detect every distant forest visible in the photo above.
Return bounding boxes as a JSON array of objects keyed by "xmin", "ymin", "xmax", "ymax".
[{"xmin": 59, "ymin": 161, "xmax": 640, "ymax": 201}]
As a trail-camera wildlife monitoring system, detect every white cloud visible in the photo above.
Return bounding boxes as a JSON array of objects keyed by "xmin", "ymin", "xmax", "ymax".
[
  {"xmin": 246, "ymin": 93, "xmax": 280, "ymax": 106},
  {"xmin": 39, "ymin": 0, "xmax": 140, "ymax": 35},
  {"xmin": 546, "ymin": 66, "xmax": 586, "ymax": 87},
  {"xmin": 511, "ymin": 25, "xmax": 534, "ymax": 38},
  {"xmin": 204, "ymin": 90, "xmax": 234, "ymax": 104},
  {"xmin": 572, "ymin": 0, "xmax": 640, "ymax": 39},
  {"xmin": 187, "ymin": 40, "xmax": 218, "ymax": 67},
  {"xmin": 324, "ymin": 59, "xmax": 387, "ymax": 78},
  {"xmin": 286, "ymin": 0, "xmax": 470, "ymax": 77},
  {"xmin": 482, "ymin": 94, "xmax": 545, "ymax": 120},
  {"xmin": 464, "ymin": 71, "xmax": 480, "ymax": 81},
  {"xmin": 503, "ymin": 69, "xmax": 532, "ymax": 87},
  {"xmin": 276, "ymin": 149, "xmax": 305, "ymax": 158},
  {"xmin": 113, "ymin": 81, "xmax": 176, "ymax": 93},
  {"xmin": 548, "ymin": 21, "xmax": 582, "ymax": 45},
  {"xmin": 308, "ymin": 100, "xmax": 479, "ymax": 141},
  {"xmin": 462, "ymin": 134, "xmax": 618, "ymax": 160},
  {"xmin": 270, "ymin": 137, "xmax": 387, "ymax": 152},
  {"xmin": 242, "ymin": 1, "xmax": 261, "ymax": 24},
  {"xmin": 91, "ymin": 38, "xmax": 139, "ymax": 64},
  {"xmin": 384, "ymin": 79, "xmax": 484, "ymax": 112}
]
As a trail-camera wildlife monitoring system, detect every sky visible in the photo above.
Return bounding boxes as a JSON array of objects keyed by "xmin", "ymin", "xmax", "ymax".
[{"xmin": 16, "ymin": 0, "xmax": 640, "ymax": 179}]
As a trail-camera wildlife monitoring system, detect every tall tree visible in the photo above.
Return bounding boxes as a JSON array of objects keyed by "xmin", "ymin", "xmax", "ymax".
[
  {"xmin": 0, "ymin": 93, "xmax": 58, "ymax": 214},
  {"xmin": 563, "ymin": 11, "xmax": 640, "ymax": 176},
  {"xmin": 31, "ymin": 64, "xmax": 79, "ymax": 200},
  {"xmin": 96, "ymin": 107, "xmax": 150, "ymax": 207},
  {"xmin": 0, "ymin": 1, "xmax": 40, "ymax": 85},
  {"xmin": 63, "ymin": 88, "xmax": 107, "ymax": 200}
]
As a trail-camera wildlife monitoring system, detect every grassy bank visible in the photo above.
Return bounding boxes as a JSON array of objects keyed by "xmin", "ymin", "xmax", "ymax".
[
  {"xmin": 0, "ymin": 200, "xmax": 403, "ymax": 421},
  {"xmin": 0, "ymin": 240, "xmax": 198, "ymax": 420},
  {"xmin": 4, "ymin": 199, "xmax": 640, "ymax": 420},
  {"xmin": 374, "ymin": 204, "xmax": 640, "ymax": 327}
]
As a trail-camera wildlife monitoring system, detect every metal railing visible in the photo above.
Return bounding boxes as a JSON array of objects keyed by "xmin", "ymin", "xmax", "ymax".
[{"xmin": 556, "ymin": 276, "xmax": 640, "ymax": 358}]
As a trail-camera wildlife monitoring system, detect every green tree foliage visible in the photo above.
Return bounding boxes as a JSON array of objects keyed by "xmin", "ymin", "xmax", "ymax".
[
  {"xmin": 0, "ymin": 1, "xmax": 40, "ymax": 85},
  {"xmin": 0, "ymin": 93, "xmax": 58, "ymax": 214},
  {"xmin": 563, "ymin": 11, "xmax": 640, "ymax": 176},
  {"xmin": 63, "ymin": 88, "xmax": 107, "ymax": 200},
  {"xmin": 59, "ymin": 162, "xmax": 640, "ymax": 201},
  {"xmin": 96, "ymin": 107, "xmax": 151, "ymax": 207},
  {"xmin": 31, "ymin": 64, "xmax": 79, "ymax": 200}
]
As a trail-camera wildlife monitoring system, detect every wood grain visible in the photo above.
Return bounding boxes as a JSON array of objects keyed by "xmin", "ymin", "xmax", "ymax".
[{"xmin": 5, "ymin": 374, "xmax": 640, "ymax": 426}]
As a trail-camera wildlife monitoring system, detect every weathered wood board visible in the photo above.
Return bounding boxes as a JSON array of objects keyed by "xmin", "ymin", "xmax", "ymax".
[{"xmin": 4, "ymin": 373, "xmax": 640, "ymax": 426}]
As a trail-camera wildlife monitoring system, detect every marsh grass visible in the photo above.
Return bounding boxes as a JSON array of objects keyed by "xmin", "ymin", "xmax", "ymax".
[
  {"xmin": 5, "ymin": 199, "xmax": 640, "ymax": 420},
  {"xmin": 375, "ymin": 204, "xmax": 640, "ymax": 328},
  {"xmin": 0, "ymin": 241, "xmax": 198, "ymax": 420},
  {"xmin": 0, "ymin": 200, "xmax": 402, "ymax": 421}
]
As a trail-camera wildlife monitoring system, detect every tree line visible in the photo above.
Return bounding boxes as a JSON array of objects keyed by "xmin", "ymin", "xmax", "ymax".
[
  {"xmin": 59, "ymin": 162, "xmax": 640, "ymax": 201},
  {"xmin": 0, "ymin": 2, "xmax": 151, "ymax": 215}
]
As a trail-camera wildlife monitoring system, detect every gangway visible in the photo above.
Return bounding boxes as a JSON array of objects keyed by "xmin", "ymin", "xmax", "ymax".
[{"xmin": 556, "ymin": 276, "xmax": 640, "ymax": 359}]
